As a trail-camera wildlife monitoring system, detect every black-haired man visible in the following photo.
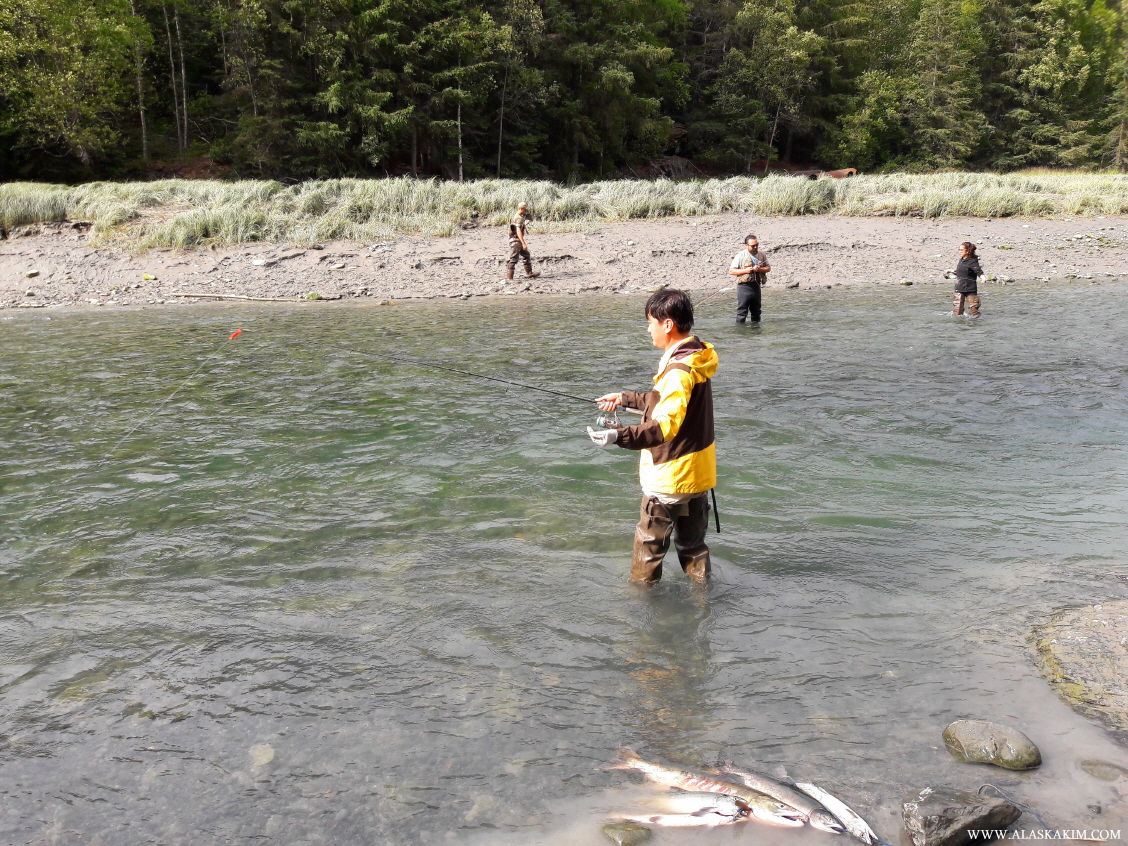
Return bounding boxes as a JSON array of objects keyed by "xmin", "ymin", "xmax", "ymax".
[{"xmin": 589, "ymin": 289, "xmax": 719, "ymax": 583}]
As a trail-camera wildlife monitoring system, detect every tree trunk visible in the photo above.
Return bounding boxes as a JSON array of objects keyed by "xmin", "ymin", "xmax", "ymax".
[
  {"xmin": 457, "ymin": 60, "xmax": 463, "ymax": 182},
  {"xmin": 130, "ymin": 0, "xmax": 149, "ymax": 165},
  {"xmin": 175, "ymin": 7, "xmax": 189, "ymax": 149},
  {"xmin": 227, "ymin": 0, "xmax": 258, "ymax": 116},
  {"xmin": 764, "ymin": 103, "xmax": 782, "ymax": 174},
  {"xmin": 411, "ymin": 126, "xmax": 418, "ymax": 177},
  {"xmin": 162, "ymin": 3, "xmax": 183, "ymax": 153},
  {"xmin": 1117, "ymin": 114, "xmax": 1127, "ymax": 172},
  {"xmin": 496, "ymin": 65, "xmax": 508, "ymax": 178}
]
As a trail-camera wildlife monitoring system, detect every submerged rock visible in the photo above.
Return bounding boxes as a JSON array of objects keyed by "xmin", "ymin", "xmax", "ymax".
[
  {"xmin": 602, "ymin": 821, "xmax": 652, "ymax": 846},
  {"xmin": 1080, "ymin": 759, "xmax": 1128, "ymax": 782},
  {"xmin": 1032, "ymin": 600, "xmax": 1128, "ymax": 745},
  {"xmin": 902, "ymin": 786, "xmax": 1021, "ymax": 846},
  {"xmin": 942, "ymin": 720, "xmax": 1041, "ymax": 770},
  {"xmin": 249, "ymin": 743, "xmax": 274, "ymax": 769}
]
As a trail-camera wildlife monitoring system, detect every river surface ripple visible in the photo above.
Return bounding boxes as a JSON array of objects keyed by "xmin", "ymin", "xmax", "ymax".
[{"xmin": 2, "ymin": 284, "xmax": 1128, "ymax": 845}]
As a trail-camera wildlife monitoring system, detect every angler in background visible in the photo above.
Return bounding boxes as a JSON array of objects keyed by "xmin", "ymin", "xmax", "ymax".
[
  {"xmin": 949, "ymin": 241, "xmax": 983, "ymax": 316},
  {"xmin": 589, "ymin": 289, "xmax": 718, "ymax": 584},
  {"xmin": 728, "ymin": 233, "xmax": 771, "ymax": 323},
  {"xmin": 506, "ymin": 201, "xmax": 540, "ymax": 282}
]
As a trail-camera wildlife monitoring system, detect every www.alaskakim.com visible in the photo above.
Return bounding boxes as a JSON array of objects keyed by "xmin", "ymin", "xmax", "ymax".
[{"xmin": 969, "ymin": 831, "xmax": 1123, "ymax": 841}]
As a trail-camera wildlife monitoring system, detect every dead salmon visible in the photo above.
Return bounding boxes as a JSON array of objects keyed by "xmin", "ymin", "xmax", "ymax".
[
  {"xmin": 605, "ymin": 748, "xmax": 805, "ymax": 827},
  {"xmin": 795, "ymin": 781, "xmax": 885, "ymax": 845},
  {"xmin": 716, "ymin": 761, "xmax": 847, "ymax": 834}
]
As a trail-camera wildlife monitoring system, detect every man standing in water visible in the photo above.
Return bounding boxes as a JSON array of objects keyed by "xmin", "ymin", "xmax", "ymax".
[
  {"xmin": 728, "ymin": 234, "xmax": 771, "ymax": 323},
  {"xmin": 589, "ymin": 289, "xmax": 719, "ymax": 583},
  {"xmin": 506, "ymin": 201, "xmax": 540, "ymax": 281}
]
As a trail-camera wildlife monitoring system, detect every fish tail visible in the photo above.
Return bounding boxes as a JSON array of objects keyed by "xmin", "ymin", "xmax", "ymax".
[{"xmin": 602, "ymin": 746, "xmax": 642, "ymax": 770}]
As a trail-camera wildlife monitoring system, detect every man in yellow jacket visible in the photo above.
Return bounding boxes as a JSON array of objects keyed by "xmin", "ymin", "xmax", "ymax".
[{"xmin": 590, "ymin": 289, "xmax": 718, "ymax": 583}]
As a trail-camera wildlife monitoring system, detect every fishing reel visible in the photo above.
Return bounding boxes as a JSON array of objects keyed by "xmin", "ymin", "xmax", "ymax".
[{"xmin": 594, "ymin": 409, "xmax": 621, "ymax": 430}]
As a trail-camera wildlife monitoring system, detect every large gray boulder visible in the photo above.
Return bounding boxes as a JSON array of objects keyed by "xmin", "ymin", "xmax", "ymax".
[
  {"xmin": 903, "ymin": 787, "xmax": 1021, "ymax": 846},
  {"xmin": 1032, "ymin": 600, "xmax": 1128, "ymax": 745},
  {"xmin": 942, "ymin": 720, "xmax": 1041, "ymax": 770}
]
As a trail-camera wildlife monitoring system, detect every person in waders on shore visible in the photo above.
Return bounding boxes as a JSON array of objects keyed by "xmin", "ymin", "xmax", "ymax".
[
  {"xmin": 506, "ymin": 202, "xmax": 540, "ymax": 282},
  {"xmin": 729, "ymin": 233, "xmax": 770, "ymax": 323},
  {"xmin": 588, "ymin": 289, "xmax": 718, "ymax": 584}
]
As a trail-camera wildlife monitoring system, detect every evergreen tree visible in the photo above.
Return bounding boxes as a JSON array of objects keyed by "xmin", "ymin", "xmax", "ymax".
[{"xmin": 0, "ymin": 0, "xmax": 1125, "ymax": 177}]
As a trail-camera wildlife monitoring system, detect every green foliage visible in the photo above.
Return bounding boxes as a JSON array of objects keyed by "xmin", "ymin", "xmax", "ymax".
[
  {"xmin": 0, "ymin": 0, "xmax": 1125, "ymax": 176},
  {"xmin": 0, "ymin": 0, "xmax": 148, "ymax": 166}
]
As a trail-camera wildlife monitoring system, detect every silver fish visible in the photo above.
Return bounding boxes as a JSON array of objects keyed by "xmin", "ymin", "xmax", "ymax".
[
  {"xmin": 605, "ymin": 748, "xmax": 805, "ymax": 827},
  {"xmin": 619, "ymin": 811, "xmax": 740, "ymax": 827},
  {"xmin": 655, "ymin": 791, "xmax": 749, "ymax": 818},
  {"xmin": 716, "ymin": 761, "xmax": 847, "ymax": 834},
  {"xmin": 795, "ymin": 781, "xmax": 883, "ymax": 846}
]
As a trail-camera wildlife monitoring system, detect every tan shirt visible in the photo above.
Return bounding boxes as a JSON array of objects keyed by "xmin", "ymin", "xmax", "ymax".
[{"xmin": 509, "ymin": 212, "xmax": 528, "ymax": 244}]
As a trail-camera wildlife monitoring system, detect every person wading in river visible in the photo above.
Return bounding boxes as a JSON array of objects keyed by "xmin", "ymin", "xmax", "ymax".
[
  {"xmin": 949, "ymin": 241, "xmax": 983, "ymax": 317},
  {"xmin": 728, "ymin": 234, "xmax": 771, "ymax": 323},
  {"xmin": 589, "ymin": 289, "xmax": 718, "ymax": 583},
  {"xmin": 506, "ymin": 202, "xmax": 540, "ymax": 282}
]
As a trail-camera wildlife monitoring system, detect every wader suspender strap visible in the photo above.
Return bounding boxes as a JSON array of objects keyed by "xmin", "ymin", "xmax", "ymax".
[{"xmin": 710, "ymin": 488, "xmax": 721, "ymax": 533}]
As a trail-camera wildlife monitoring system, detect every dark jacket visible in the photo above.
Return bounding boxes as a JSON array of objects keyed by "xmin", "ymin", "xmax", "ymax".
[{"xmin": 954, "ymin": 256, "xmax": 983, "ymax": 294}]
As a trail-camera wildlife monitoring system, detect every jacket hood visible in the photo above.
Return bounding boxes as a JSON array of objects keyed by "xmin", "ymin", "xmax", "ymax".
[{"xmin": 655, "ymin": 336, "xmax": 718, "ymax": 383}]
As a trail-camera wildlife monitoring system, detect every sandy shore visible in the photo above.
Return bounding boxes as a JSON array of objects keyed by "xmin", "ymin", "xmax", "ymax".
[{"xmin": 3, "ymin": 213, "xmax": 1127, "ymax": 310}]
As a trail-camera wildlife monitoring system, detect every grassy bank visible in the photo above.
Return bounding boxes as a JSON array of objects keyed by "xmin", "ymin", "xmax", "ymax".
[{"xmin": 3, "ymin": 172, "xmax": 1128, "ymax": 249}]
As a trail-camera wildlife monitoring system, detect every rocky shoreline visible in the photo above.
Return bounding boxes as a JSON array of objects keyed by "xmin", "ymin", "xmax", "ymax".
[{"xmin": 3, "ymin": 213, "xmax": 1127, "ymax": 311}]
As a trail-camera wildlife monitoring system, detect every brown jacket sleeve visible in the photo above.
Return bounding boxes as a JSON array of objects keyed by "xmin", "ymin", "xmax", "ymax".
[
  {"xmin": 620, "ymin": 389, "xmax": 658, "ymax": 414},
  {"xmin": 616, "ymin": 389, "xmax": 665, "ymax": 450}
]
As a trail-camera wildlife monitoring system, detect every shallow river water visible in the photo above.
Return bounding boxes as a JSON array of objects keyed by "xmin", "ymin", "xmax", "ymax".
[{"xmin": 3, "ymin": 282, "xmax": 1128, "ymax": 845}]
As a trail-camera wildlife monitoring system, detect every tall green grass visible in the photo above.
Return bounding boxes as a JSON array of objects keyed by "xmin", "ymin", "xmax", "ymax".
[{"xmin": 2, "ymin": 172, "xmax": 1126, "ymax": 249}]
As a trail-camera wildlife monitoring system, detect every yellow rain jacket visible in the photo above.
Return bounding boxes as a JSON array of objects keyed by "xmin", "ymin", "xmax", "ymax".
[{"xmin": 616, "ymin": 336, "xmax": 717, "ymax": 495}]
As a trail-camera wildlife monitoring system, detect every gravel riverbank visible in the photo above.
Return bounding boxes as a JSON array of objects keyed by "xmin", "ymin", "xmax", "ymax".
[{"xmin": 3, "ymin": 213, "xmax": 1127, "ymax": 310}]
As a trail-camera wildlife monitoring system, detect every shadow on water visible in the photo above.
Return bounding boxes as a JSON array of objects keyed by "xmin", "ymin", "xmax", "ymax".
[
  {"xmin": 620, "ymin": 582, "xmax": 716, "ymax": 762},
  {"xmin": 2, "ymin": 284, "xmax": 1128, "ymax": 843}
]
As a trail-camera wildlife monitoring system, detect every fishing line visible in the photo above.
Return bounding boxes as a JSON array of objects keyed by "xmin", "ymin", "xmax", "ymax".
[
  {"xmin": 103, "ymin": 328, "xmax": 244, "ymax": 460},
  {"xmin": 329, "ymin": 345, "xmax": 642, "ymax": 414},
  {"xmin": 694, "ymin": 286, "xmax": 734, "ymax": 309},
  {"xmin": 977, "ymin": 784, "xmax": 1052, "ymax": 832}
]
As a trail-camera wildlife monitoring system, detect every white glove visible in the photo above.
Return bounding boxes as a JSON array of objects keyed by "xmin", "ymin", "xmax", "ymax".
[{"xmin": 587, "ymin": 426, "xmax": 618, "ymax": 447}]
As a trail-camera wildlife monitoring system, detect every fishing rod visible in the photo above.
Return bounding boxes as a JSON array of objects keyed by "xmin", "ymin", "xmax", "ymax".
[
  {"xmin": 102, "ymin": 330, "xmax": 638, "ymax": 462},
  {"xmin": 332, "ymin": 345, "xmax": 643, "ymax": 414},
  {"xmin": 694, "ymin": 286, "xmax": 734, "ymax": 309},
  {"xmin": 333, "ymin": 346, "xmax": 716, "ymax": 527},
  {"xmin": 103, "ymin": 328, "xmax": 244, "ymax": 459}
]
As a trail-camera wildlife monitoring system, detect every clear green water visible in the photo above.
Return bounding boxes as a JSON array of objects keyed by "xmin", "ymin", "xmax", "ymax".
[{"xmin": 2, "ymin": 285, "xmax": 1128, "ymax": 845}]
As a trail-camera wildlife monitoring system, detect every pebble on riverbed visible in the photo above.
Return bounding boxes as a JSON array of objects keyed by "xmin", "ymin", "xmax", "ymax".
[
  {"xmin": 1081, "ymin": 759, "xmax": 1128, "ymax": 781},
  {"xmin": 942, "ymin": 720, "xmax": 1042, "ymax": 770},
  {"xmin": 902, "ymin": 786, "xmax": 1021, "ymax": 846},
  {"xmin": 601, "ymin": 821, "xmax": 652, "ymax": 846}
]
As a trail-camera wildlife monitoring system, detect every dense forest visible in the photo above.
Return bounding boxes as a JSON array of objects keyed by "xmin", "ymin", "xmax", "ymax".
[{"xmin": 1, "ymin": 0, "xmax": 1126, "ymax": 182}]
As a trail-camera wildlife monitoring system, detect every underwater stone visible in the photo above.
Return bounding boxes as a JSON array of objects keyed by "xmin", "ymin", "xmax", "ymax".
[
  {"xmin": 1032, "ymin": 600, "xmax": 1128, "ymax": 745},
  {"xmin": 942, "ymin": 720, "xmax": 1041, "ymax": 770},
  {"xmin": 1081, "ymin": 760, "xmax": 1128, "ymax": 781},
  {"xmin": 903, "ymin": 786, "xmax": 1020, "ymax": 846},
  {"xmin": 602, "ymin": 821, "xmax": 652, "ymax": 846},
  {"xmin": 249, "ymin": 743, "xmax": 274, "ymax": 769}
]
